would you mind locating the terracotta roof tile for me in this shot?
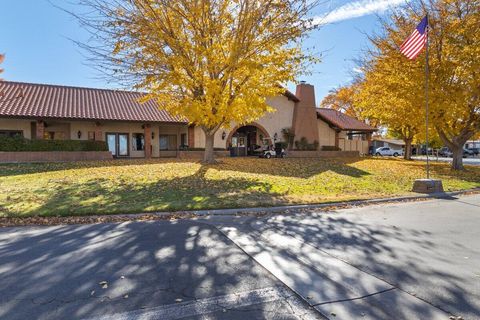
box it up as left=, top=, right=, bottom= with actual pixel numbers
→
left=316, top=108, right=376, bottom=131
left=0, top=81, right=186, bottom=123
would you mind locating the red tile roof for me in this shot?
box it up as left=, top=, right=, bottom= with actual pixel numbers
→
left=0, top=81, right=300, bottom=123
left=317, top=108, right=376, bottom=132
left=0, top=81, right=186, bottom=123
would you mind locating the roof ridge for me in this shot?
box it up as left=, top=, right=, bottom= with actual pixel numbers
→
left=0, top=80, right=146, bottom=95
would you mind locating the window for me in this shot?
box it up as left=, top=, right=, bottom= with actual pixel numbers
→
left=0, top=130, right=23, bottom=138
left=180, top=133, right=187, bottom=147
left=159, top=135, right=177, bottom=150
left=347, top=132, right=353, bottom=140
left=132, top=133, right=145, bottom=151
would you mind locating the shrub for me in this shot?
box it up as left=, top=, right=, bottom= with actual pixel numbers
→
left=294, top=137, right=319, bottom=150
left=321, top=145, right=341, bottom=151
left=0, top=136, right=108, bottom=152
left=183, top=147, right=227, bottom=151
left=281, top=127, right=295, bottom=148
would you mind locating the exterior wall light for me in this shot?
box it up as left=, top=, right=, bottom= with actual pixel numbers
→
left=273, top=133, right=278, bottom=141
left=222, top=131, right=226, bottom=140
left=77, top=130, right=82, bottom=139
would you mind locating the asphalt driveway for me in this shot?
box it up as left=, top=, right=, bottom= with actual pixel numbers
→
left=0, top=220, right=320, bottom=320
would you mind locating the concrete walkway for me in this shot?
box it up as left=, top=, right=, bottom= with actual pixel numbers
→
left=204, top=194, right=480, bottom=319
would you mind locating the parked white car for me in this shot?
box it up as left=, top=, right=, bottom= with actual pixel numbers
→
left=375, top=147, right=404, bottom=157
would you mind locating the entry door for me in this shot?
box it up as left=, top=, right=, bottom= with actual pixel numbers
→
left=106, top=133, right=129, bottom=157
left=118, top=134, right=128, bottom=156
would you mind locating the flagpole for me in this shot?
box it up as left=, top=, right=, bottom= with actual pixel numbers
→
left=425, top=14, right=430, bottom=179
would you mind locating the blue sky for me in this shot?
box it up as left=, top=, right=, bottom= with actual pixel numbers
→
left=0, top=0, right=402, bottom=103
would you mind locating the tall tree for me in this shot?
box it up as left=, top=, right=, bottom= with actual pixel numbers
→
left=72, top=0, right=317, bottom=163
left=427, top=0, right=480, bottom=169
left=320, top=83, right=364, bottom=119
left=0, top=54, right=4, bottom=80
left=356, top=0, right=480, bottom=168
left=354, top=24, right=426, bottom=161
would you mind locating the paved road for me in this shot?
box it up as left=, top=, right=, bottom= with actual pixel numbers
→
left=413, top=155, right=480, bottom=166
left=0, top=221, right=321, bottom=320
left=1, top=194, right=479, bottom=319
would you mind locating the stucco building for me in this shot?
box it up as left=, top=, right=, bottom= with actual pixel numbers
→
left=0, top=81, right=376, bottom=158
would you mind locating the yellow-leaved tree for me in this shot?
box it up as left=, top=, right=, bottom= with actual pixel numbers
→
left=0, top=54, right=4, bottom=80
left=427, top=0, right=480, bottom=169
left=73, top=0, right=317, bottom=163
left=354, top=26, right=426, bottom=160
left=356, top=0, right=480, bottom=168
left=320, top=83, right=365, bottom=120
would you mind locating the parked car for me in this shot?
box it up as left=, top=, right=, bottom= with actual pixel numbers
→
left=438, top=147, right=474, bottom=158
left=438, top=147, right=453, bottom=157
left=463, top=148, right=474, bottom=157
left=468, top=147, right=479, bottom=156
left=375, top=147, right=403, bottom=157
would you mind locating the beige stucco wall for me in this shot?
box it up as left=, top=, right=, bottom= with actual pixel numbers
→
left=317, top=119, right=336, bottom=147
left=0, top=118, right=32, bottom=138
left=1, top=118, right=188, bottom=158
left=193, top=95, right=296, bottom=149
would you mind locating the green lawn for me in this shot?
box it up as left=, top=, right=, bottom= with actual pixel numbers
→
left=0, top=157, right=479, bottom=217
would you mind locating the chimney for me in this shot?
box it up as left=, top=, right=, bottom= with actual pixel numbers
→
left=291, top=82, right=319, bottom=146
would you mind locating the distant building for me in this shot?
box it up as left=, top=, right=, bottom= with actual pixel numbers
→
left=465, top=140, right=480, bottom=149
left=372, top=138, right=405, bottom=150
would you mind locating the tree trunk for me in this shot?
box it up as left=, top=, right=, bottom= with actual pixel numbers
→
left=436, top=128, right=472, bottom=170
left=203, top=131, right=216, bottom=164
left=404, top=138, right=413, bottom=160
left=451, top=145, right=464, bottom=170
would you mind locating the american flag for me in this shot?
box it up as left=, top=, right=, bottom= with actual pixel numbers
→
left=400, top=16, right=428, bottom=60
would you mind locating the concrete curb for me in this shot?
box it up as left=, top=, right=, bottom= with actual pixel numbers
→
left=2, top=188, right=479, bottom=227
left=189, top=187, right=480, bottom=216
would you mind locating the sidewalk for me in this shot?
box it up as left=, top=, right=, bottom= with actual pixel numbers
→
left=206, top=216, right=449, bottom=319
left=203, top=193, right=480, bottom=319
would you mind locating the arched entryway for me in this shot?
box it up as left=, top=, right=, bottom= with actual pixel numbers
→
left=226, top=123, right=271, bottom=156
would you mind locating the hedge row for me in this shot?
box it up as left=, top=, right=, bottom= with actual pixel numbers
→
left=0, top=136, right=109, bottom=152
left=184, top=147, right=227, bottom=151
left=321, top=145, right=342, bottom=151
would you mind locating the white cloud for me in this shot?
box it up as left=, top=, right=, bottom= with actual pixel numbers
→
left=313, top=0, right=407, bottom=25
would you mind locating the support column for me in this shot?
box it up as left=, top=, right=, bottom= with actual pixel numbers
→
left=188, top=125, right=195, bottom=148
left=144, top=124, right=152, bottom=158
left=366, top=132, right=372, bottom=154
left=36, top=120, right=45, bottom=140
left=366, top=132, right=372, bottom=147
left=94, top=122, right=103, bottom=141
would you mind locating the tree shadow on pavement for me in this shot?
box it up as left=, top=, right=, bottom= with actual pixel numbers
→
left=254, top=210, right=479, bottom=319
left=0, top=220, right=315, bottom=320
